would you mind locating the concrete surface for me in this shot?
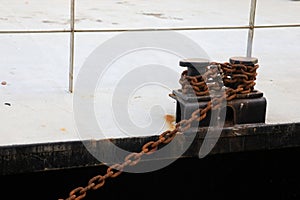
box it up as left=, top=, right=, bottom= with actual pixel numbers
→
left=0, top=0, right=300, bottom=146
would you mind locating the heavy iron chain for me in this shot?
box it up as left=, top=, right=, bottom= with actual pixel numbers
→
left=59, top=61, right=259, bottom=200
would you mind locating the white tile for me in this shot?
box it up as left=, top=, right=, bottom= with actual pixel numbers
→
left=74, top=32, right=184, bottom=139
left=75, top=0, right=250, bottom=30
left=180, top=29, right=249, bottom=62
left=252, top=27, right=300, bottom=124
left=0, top=0, right=70, bottom=30
left=0, top=34, right=74, bottom=145
left=0, top=34, right=70, bottom=91
left=255, top=0, right=300, bottom=25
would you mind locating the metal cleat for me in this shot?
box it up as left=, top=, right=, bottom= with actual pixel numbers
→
left=170, top=57, right=267, bottom=128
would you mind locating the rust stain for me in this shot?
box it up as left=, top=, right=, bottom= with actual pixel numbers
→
left=164, top=114, right=175, bottom=130
left=60, top=128, right=66, bottom=132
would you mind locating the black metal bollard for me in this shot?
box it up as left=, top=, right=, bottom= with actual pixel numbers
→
left=170, top=57, right=267, bottom=129
left=226, top=56, right=267, bottom=125
left=170, top=58, right=214, bottom=129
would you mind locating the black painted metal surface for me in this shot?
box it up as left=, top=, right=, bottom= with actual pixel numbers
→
left=171, top=89, right=267, bottom=127
left=1, top=122, right=300, bottom=176
left=1, top=141, right=300, bottom=200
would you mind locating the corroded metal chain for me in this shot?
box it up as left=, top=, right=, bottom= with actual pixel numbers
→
left=180, top=62, right=259, bottom=97
left=59, top=61, right=259, bottom=200
left=59, top=129, right=179, bottom=200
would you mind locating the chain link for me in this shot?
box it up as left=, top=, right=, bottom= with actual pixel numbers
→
left=59, top=61, right=259, bottom=200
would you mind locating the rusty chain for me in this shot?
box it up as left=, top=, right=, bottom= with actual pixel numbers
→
left=59, top=61, right=259, bottom=200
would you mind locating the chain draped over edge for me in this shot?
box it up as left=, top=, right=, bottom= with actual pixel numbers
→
left=59, top=61, right=259, bottom=200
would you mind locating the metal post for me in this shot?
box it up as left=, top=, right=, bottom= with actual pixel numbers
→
left=246, top=0, right=257, bottom=58
left=69, top=0, right=75, bottom=93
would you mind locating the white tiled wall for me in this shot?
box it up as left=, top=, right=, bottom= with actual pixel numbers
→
left=0, top=0, right=299, bottom=145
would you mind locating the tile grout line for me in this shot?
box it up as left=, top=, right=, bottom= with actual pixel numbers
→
left=0, top=25, right=300, bottom=34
